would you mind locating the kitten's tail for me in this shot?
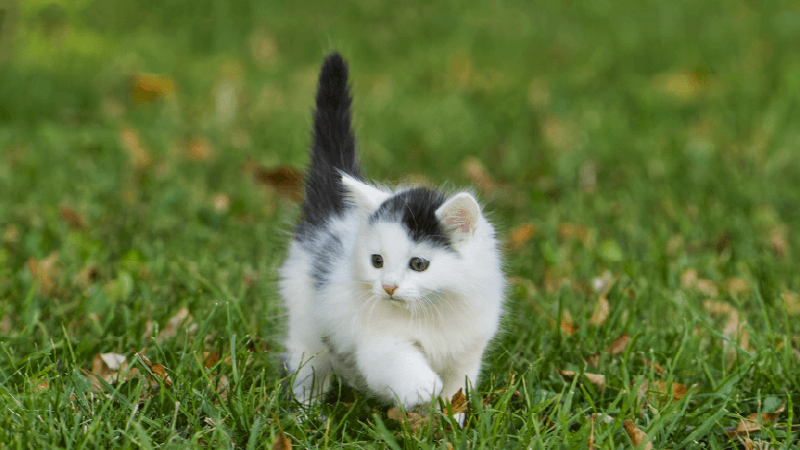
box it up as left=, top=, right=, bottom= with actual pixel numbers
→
left=301, top=52, right=362, bottom=229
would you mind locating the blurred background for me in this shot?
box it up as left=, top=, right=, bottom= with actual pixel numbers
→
left=1, top=0, right=799, bottom=350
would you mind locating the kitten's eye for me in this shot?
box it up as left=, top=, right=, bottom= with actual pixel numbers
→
left=409, top=257, right=429, bottom=272
left=371, top=254, right=383, bottom=268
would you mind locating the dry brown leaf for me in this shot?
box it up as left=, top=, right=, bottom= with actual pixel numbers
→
left=725, top=278, right=750, bottom=297
left=203, top=352, right=220, bottom=369
left=608, top=334, right=631, bottom=355
left=560, top=310, right=578, bottom=337
left=782, top=291, right=800, bottom=316
left=449, top=388, right=468, bottom=415
left=27, top=252, right=59, bottom=296
left=186, top=137, right=215, bottom=161
left=769, top=224, right=788, bottom=258
left=119, top=127, right=152, bottom=169
left=558, top=223, right=592, bottom=245
left=681, top=269, right=698, bottom=289
left=584, top=373, right=605, bottom=389
left=32, top=378, right=49, bottom=393
left=727, top=402, right=785, bottom=437
left=157, top=307, right=196, bottom=343
left=386, top=407, right=425, bottom=433
left=638, top=380, right=690, bottom=407
left=588, top=414, right=595, bottom=449
left=506, top=223, right=537, bottom=251
left=623, top=419, right=652, bottom=449
left=135, top=352, right=173, bottom=389
left=212, top=193, right=230, bottom=214
left=704, top=299, right=734, bottom=316
left=272, top=413, right=292, bottom=450
left=74, top=264, right=100, bottom=287
left=542, top=115, right=576, bottom=151
left=445, top=443, right=454, bottom=450
left=254, top=165, right=305, bottom=203
left=558, top=370, right=604, bottom=389
left=130, top=73, right=176, bottom=105
left=84, top=352, right=136, bottom=393
left=638, top=356, right=666, bottom=376
left=462, top=157, right=497, bottom=194
left=59, top=206, right=85, bottom=230
left=696, top=279, right=719, bottom=297
left=652, top=72, right=711, bottom=101
left=589, top=296, right=609, bottom=326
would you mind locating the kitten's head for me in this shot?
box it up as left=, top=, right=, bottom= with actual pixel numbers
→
left=342, top=175, right=483, bottom=308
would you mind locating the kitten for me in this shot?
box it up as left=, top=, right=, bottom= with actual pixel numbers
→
left=279, top=52, right=505, bottom=413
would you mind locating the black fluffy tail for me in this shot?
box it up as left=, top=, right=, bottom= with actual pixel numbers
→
left=299, top=52, right=362, bottom=232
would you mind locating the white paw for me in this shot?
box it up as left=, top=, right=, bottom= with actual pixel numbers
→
left=393, top=373, right=443, bottom=409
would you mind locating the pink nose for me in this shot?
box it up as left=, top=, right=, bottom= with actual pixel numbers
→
left=383, top=284, right=397, bottom=296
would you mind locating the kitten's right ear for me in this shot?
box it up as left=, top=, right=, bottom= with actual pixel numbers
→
left=436, top=192, right=481, bottom=244
left=341, top=174, right=389, bottom=216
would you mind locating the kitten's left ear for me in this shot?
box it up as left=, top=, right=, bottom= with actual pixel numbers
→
left=436, top=192, right=481, bottom=243
left=341, top=174, right=389, bottom=216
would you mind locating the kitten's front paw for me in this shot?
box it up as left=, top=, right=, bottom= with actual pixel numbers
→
left=393, top=373, right=443, bottom=409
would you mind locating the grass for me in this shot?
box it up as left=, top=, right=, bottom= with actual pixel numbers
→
left=1, top=0, right=800, bottom=448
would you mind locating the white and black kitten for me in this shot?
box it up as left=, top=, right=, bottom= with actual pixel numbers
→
left=279, top=53, right=504, bottom=413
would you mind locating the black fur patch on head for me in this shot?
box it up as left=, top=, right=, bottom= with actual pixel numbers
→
left=368, top=188, right=452, bottom=249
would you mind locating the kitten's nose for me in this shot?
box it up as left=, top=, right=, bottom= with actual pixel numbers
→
left=382, top=284, right=397, bottom=296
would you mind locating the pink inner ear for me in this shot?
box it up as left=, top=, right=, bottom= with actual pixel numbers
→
left=445, top=209, right=471, bottom=233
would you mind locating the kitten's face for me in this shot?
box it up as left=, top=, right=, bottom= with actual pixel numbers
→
left=356, top=222, right=460, bottom=307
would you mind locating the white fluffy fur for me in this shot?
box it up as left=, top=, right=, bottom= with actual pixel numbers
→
left=279, top=176, right=505, bottom=409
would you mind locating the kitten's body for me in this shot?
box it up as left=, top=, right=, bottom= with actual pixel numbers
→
left=280, top=53, right=504, bottom=409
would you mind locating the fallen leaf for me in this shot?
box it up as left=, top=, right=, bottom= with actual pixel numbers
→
left=588, top=414, right=595, bottom=449
left=769, top=224, right=788, bottom=258
left=542, top=115, right=577, bottom=151
left=272, top=413, right=292, bottom=450
left=651, top=72, right=711, bottom=102
left=558, top=370, right=605, bottom=389
left=119, top=127, right=152, bottom=169
left=462, top=157, right=497, bottom=194
left=59, top=206, right=85, bottom=230
left=681, top=269, right=698, bottom=289
left=623, top=419, right=652, bottom=449
left=782, top=291, right=800, bottom=316
left=85, top=352, right=137, bottom=393
left=156, top=307, right=196, bottom=343
left=73, top=264, right=100, bottom=287
left=558, top=223, right=592, bottom=245
left=589, top=296, right=609, bottom=326
left=608, top=334, right=631, bottom=355
left=638, top=356, right=666, bottom=375
left=696, top=279, right=719, bottom=297
left=186, top=137, right=215, bottom=161
left=638, top=380, right=690, bottom=407
left=31, top=378, right=49, bottom=393
left=560, top=310, right=578, bottom=337
left=249, top=28, right=280, bottom=69
left=449, top=388, right=468, bottom=415
left=254, top=165, right=305, bottom=203
left=130, top=73, right=176, bottom=105
left=506, top=223, right=537, bottom=251
left=135, top=352, right=173, bottom=389
left=387, top=407, right=424, bottom=433
left=27, top=252, right=59, bottom=296
left=727, top=402, right=785, bottom=437
left=725, top=278, right=750, bottom=297
left=212, top=193, right=230, bottom=214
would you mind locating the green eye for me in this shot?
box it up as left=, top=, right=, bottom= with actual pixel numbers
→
left=409, top=257, right=429, bottom=272
left=371, top=254, right=383, bottom=268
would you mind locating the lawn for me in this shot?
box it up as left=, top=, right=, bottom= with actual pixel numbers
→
left=1, top=0, right=799, bottom=448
